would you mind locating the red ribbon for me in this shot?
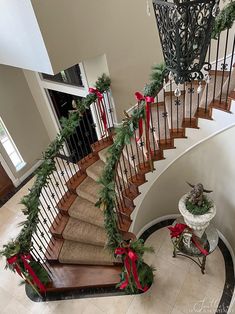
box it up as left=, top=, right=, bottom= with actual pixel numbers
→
left=115, top=247, right=149, bottom=292
left=168, top=223, right=208, bottom=256
left=7, top=254, right=46, bottom=293
left=89, top=87, right=108, bottom=133
left=135, top=92, right=155, bottom=142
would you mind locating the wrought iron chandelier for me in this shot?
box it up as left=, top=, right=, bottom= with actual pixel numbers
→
left=152, top=0, right=220, bottom=86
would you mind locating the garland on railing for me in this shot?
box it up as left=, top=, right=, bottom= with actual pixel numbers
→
left=97, top=64, right=166, bottom=292
left=144, top=63, right=166, bottom=97
left=212, top=1, right=235, bottom=39
left=0, top=74, right=111, bottom=292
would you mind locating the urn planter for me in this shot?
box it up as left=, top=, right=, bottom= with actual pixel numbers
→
left=178, top=194, right=216, bottom=238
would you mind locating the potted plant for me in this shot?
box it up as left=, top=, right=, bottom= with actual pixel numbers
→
left=178, top=183, right=216, bottom=238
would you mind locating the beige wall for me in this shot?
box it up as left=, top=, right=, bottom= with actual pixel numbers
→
left=31, top=0, right=163, bottom=120
left=0, top=65, right=50, bottom=179
left=133, top=125, right=235, bottom=252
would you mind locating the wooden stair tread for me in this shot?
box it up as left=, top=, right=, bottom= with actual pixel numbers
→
left=194, top=107, right=213, bottom=120
left=47, top=263, right=121, bottom=291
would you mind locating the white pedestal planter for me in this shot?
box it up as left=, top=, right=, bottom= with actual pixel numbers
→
left=178, top=194, right=216, bottom=238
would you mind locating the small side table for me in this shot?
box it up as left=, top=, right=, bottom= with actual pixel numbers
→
left=171, top=218, right=219, bottom=274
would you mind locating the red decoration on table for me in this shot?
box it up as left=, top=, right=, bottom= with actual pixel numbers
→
left=89, top=87, right=108, bottom=134
left=115, top=247, right=149, bottom=292
left=135, top=92, right=155, bottom=142
left=7, top=254, right=46, bottom=293
left=168, top=223, right=209, bottom=256
left=168, top=223, right=188, bottom=238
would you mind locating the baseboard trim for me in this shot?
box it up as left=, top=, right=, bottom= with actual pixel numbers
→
left=135, top=214, right=181, bottom=239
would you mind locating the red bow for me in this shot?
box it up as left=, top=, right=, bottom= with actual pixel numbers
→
left=115, top=247, right=149, bottom=292
left=7, top=254, right=46, bottom=293
left=168, top=223, right=188, bottom=238
left=168, top=223, right=208, bottom=256
left=89, top=87, right=108, bottom=134
left=135, top=92, right=155, bottom=142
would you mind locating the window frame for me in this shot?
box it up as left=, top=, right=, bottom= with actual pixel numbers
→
left=0, top=117, right=26, bottom=172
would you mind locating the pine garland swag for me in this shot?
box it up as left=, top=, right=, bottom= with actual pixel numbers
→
left=0, top=74, right=112, bottom=288
left=212, top=1, right=235, bottom=39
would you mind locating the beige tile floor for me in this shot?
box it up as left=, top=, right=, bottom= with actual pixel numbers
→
left=0, top=179, right=226, bottom=314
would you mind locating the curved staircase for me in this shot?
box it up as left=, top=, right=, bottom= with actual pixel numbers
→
left=48, top=64, right=235, bottom=271
left=2, top=21, right=234, bottom=296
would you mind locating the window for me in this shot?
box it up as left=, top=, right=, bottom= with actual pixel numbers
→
left=41, top=64, right=84, bottom=87
left=0, top=118, right=25, bottom=171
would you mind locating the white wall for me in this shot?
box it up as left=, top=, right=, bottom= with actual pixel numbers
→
left=133, top=124, right=235, bottom=253
left=0, top=0, right=52, bottom=73
left=0, top=65, right=50, bottom=180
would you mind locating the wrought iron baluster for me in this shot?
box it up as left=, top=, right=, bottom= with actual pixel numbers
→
left=40, top=194, right=60, bottom=225
left=225, top=34, right=235, bottom=106
left=205, top=43, right=211, bottom=113
left=51, top=172, right=66, bottom=203
left=62, top=144, right=77, bottom=177
left=156, top=95, right=161, bottom=145
left=219, top=29, right=230, bottom=104
left=121, top=152, right=131, bottom=192
left=189, top=83, right=193, bottom=124
left=101, top=97, right=111, bottom=136
left=163, top=89, right=167, bottom=142
left=48, top=173, right=65, bottom=201
left=81, top=112, right=92, bottom=149
left=55, top=156, right=70, bottom=195
left=129, top=139, right=138, bottom=176
left=170, top=81, right=173, bottom=130
left=150, top=105, right=157, bottom=157
left=125, top=145, right=134, bottom=179
left=134, top=130, right=140, bottom=165
left=95, top=100, right=105, bottom=142
left=32, top=233, right=50, bottom=257
left=212, top=34, right=220, bottom=103
left=84, top=110, right=96, bottom=146
left=106, top=91, right=115, bottom=128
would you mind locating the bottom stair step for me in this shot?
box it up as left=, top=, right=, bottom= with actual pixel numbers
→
left=62, top=218, right=107, bottom=246
left=46, top=263, right=122, bottom=292
left=59, top=240, right=117, bottom=265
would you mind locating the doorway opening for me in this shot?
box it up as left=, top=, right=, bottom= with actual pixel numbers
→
left=48, top=89, right=98, bottom=162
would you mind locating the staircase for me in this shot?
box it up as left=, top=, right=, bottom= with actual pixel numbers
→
left=2, top=22, right=235, bottom=295
left=43, top=63, right=235, bottom=290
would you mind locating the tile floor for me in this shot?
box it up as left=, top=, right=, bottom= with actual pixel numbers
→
left=0, top=178, right=227, bottom=313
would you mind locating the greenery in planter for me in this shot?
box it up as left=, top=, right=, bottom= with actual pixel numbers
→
left=186, top=195, right=213, bottom=215
left=185, top=183, right=213, bottom=215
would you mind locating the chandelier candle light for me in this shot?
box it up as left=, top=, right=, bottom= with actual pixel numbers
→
left=152, top=0, right=220, bottom=94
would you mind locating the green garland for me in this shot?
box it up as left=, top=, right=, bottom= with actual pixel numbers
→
left=0, top=74, right=111, bottom=285
left=212, top=1, right=235, bottom=39
left=144, top=63, right=166, bottom=97
left=97, top=64, right=166, bottom=292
